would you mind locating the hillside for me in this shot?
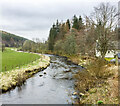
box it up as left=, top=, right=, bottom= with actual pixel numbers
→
left=0, top=30, right=28, bottom=47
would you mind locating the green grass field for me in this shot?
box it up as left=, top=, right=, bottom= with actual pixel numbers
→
left=1, top=48, right=40, bottom=72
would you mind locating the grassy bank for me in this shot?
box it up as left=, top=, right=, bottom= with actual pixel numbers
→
left=67, top=55, right=119, bottom=104
left=2, top=48, right=40, bottom=72
left=0, top=51, right=50, bottom=93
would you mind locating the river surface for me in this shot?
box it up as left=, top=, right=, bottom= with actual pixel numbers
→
left=1, top=54, right=83, bottom=104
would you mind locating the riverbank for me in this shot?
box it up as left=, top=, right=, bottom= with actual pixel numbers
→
left=0, top=53, right=50, bottom=93
left=67, top=55, right=119, bottom=104
left=50, top=52, right=119, bottom=104
left=1, top=54, right=76, bottom=104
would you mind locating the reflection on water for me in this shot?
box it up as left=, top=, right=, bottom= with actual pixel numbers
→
left=1, top=54, right=83, bottom=104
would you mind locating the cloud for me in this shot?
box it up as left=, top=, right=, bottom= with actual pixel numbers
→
left=0, top=0, right=118, bottom=40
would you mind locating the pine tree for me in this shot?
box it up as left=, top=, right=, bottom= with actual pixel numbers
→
left=59, top=23, right=66, bottom=39
left=48, top=23, right=58, bottom=51
left=72, top=15, right=79, bottom=30
left=56, top=20, right=60, bottom=33
left=78, top=16, right=84, bottom=30
left=66, top=19, right=71, bottom=30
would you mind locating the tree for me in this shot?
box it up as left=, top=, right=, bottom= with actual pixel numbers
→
left=78, top=16, right=84, bottom=30
left=22, top=40, right=33, bottom=51
left=10, top=37, right=15, bottom=47
left=55, top=23, right=66, bottom=41
left=72, top=15, right=79, bottom=30
left=54, top=40, right=63, bottom=54
left=92, top=3, right=117, bottom=58
left=66, top=19, right=71, bottom=30
left=63, top=34, right=78, bottom=55
left=84, top=16, right=96, bottom=56
left=56, top=20, right=60, bottom=33
left=48, top=24, right=57, bottom=51
left=2, top=44, right=5, bottom=52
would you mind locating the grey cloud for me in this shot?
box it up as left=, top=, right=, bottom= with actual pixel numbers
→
left=0, top=0, right=118, bottom=40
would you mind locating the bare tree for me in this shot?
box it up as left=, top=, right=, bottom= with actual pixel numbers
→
left=91, top=3, right=117, bottom=58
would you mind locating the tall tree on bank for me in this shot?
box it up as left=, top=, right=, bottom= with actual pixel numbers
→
left=78, top=16, right=84, bottom=30
left=92, top=3, right=117, bottom=58
left=72, top=15, right=84, bottom=30
left=48, top=24, right=57, bottom=51
left=72, top=15, right=79, bottom=30
left=66, top=19, right=71, bottom=30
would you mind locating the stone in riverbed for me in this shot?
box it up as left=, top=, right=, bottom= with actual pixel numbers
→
left=43, top=72, right=46, bottom=74
left=79, top=93, right=84, bottom=97
left=39, top=74, right=43, bottom=77
left=71, top=95, right=79, bottom=99
left=73, top=92, right=78, bottom=95
left=89, top=88, right=97, bottom=94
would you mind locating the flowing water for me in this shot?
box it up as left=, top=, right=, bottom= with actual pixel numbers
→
left=1, top=54, right=83, bottom=104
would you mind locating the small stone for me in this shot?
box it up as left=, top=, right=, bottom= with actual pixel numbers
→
left=73, top=92, right=78, bottom=95
left=79, top=93, right=84, bottom=96
left=89, top=88, right=97, bottom=94
left=43, top=72, right=46, bottom=74
left=39, top=74, right=43, bottom=77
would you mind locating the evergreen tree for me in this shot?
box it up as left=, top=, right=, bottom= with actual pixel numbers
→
left=78, top=16, right=84, bottom=30
left=56, top=20, right=60, bottom=33
left=72, top=15, right=79, bottom=30
left=58, top=23, right=66, bottom=39
left=66, top=19, right=71, bottom=30
left=48, top=24, right=57, bottom=51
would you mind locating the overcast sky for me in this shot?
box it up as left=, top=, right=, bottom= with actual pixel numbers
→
left=0, top=0, right=119, bottom=40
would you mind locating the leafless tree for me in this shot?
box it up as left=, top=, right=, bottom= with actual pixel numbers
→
left=91, top=3, right=117, bottom=58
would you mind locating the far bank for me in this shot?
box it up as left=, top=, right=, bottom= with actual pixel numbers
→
left=0, top=49, right=50, bottom=93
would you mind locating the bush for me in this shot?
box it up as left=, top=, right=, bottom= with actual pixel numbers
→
left=54, top=40, right=63, bottom=54
left=74, top=58, right=112, bottom=96
left=87, top=58, right=113, bottom=79
left=63, top=35, right=78, bottom=55
left=74, top=70, right=95, bottom=93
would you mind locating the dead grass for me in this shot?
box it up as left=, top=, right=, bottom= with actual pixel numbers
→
left=73, top=57, right=119, bottom=104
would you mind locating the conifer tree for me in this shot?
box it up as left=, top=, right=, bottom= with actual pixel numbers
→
left=66, top=19, right=71, bottom=30
left=72, top=15, right=79, bottom=30
left=56, top=20, right=60, bottom=33
left=48, top=24, right=57, bottom=51
left=78, top=16, right=84, bottom=30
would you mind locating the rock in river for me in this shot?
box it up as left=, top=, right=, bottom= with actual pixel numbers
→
left=43, top=72, right=46, bottom=74
left=39, top=74, right=43, bottom=77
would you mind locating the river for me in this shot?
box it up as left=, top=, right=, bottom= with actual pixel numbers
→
left=1, top=54, right=83, bottom=104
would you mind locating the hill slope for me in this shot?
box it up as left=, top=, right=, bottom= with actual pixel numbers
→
left=0, top=30, right=28, bottom=47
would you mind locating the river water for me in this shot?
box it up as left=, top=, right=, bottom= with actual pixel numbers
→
left=1, top=54, right=83, bottom=104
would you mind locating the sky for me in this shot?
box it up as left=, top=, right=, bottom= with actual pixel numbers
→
left=0, top=0, right=119, bottom=41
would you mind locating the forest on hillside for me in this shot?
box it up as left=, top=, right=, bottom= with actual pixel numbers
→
left=1, top=30, right=27, bottom=47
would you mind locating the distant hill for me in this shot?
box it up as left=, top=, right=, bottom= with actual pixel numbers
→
left=0, top=30, right=28, bottom=47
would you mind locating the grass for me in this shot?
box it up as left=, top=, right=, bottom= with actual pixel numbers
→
left=73, top=57, right=118, bottom=104
left=1, top=48, right=40, bottom=72
left=0, top=53, right=50, bottom=92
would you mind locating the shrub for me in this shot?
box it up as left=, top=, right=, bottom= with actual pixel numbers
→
left=63, top=35, right=78, bottom=55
